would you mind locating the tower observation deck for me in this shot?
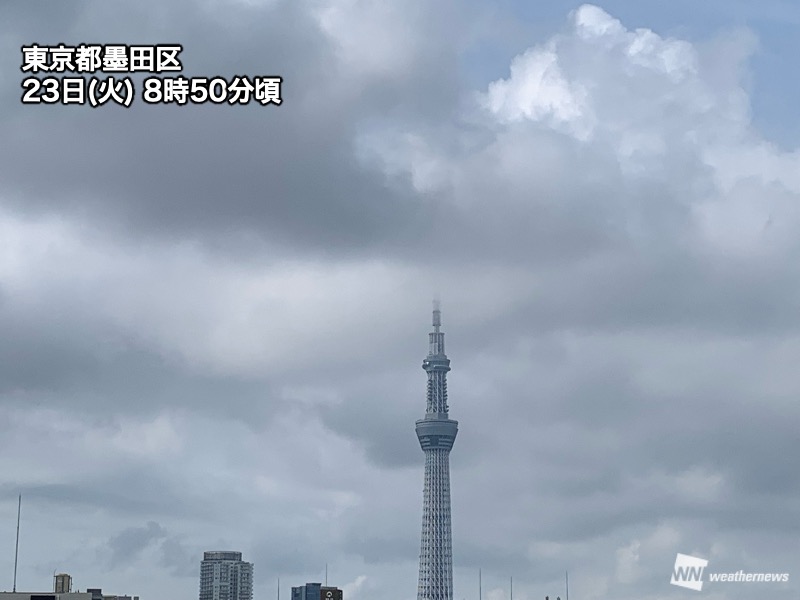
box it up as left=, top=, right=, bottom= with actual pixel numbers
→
left=415, top=302, right=458, bottom=600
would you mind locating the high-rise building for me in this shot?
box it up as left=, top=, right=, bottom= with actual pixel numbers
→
left=54, top=574, right=72, bottom=594
left=290, top=583, right=342, bottom=600
left=415, top=303, right=458, bottom=600
left=199, top=551, right=253, bottom=600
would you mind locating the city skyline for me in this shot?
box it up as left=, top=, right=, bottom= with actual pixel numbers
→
left=2, top=1, right=800, bottom=599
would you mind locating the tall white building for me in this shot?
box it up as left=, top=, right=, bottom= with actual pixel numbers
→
left=199, top=551, right=253, bottom=600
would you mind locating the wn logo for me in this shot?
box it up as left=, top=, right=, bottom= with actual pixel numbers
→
left=671, top=553, right=709, bottom=591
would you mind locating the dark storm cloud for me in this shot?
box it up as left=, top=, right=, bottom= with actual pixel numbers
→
left=0, top=2, right=81, bottom=45
left=251, top=535, right=328, bottom=581
left=107, top=521, right=166, bottom=567
left=639, top=395, right=800, bottom=499
left=0, top=0, right=467, bottom=255
left=159, top=535, right=200, bottom=578
left=0, top=466, right=209, bottom=520
left=0, top=309, right=284, bottom=423
left=317, top=374, right=421, bottom=469
left=104, top=522, right=200, bottom=577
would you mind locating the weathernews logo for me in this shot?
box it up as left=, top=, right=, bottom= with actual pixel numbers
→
left=670, top=554, right=708, bottom=591
left=670, top=553, right=789, bottom=592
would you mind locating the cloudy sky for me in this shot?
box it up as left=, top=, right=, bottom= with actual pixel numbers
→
left=1, top=1, right=799, bottom=599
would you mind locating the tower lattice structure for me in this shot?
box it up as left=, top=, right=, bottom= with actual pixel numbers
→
left=416, top=303, right=458, bottom=600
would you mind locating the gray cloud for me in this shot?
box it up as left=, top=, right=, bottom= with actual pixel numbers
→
left=107, top=521, right=166, bottom=568
left=0, top=0, right=470, bottom=258
left=2, top=2, right=800, bottom=600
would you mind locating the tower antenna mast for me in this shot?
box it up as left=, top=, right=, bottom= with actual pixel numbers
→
left=13, top=494, right=21, bottom=593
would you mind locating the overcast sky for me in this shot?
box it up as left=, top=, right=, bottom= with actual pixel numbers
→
left=1, top=1, right=799, bottom=600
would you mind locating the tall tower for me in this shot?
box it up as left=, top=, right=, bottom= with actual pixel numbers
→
left=416, top=302, right=458, bottom=600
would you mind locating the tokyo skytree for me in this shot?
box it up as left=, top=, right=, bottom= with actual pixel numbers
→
left=415, top=302, right=458, bottom=600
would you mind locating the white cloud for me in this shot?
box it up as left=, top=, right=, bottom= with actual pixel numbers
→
left=359, top=3, right=800, bottom=264
left=342, top=574, right=368, bottom=599
left=573, top=4, right=625, bottom=40
left=615, top=540, right=640, bottom=583
left=315, top=0, right=416, bottom=77
left=483, top=43, right=592, bottom=139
